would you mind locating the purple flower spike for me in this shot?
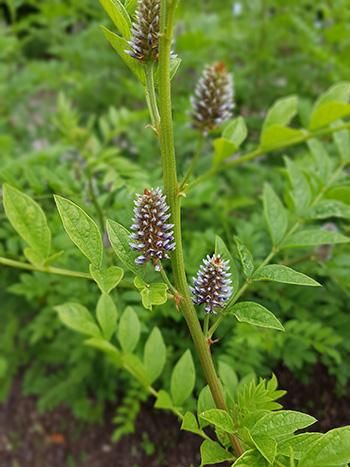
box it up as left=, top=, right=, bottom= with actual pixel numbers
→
left=191, top=62, right=234, bottom=135
left=191, top=254, right=232, bottom=314
left=130, top=187, right=175, bottom=270
left=126, top=0, right=160, bottom=63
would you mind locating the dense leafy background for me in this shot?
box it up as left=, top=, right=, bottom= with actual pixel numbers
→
left=1, top=0, right=350, bottom=444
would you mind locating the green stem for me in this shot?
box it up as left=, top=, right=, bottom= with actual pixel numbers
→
left=203, top=314, right=210, bottom=337
left=0, top=256, right=92, bottom=280
left=159, top=264, right=178, bottom=295
left=145, top=63, right=161, bottom=133
left=158, top=0, right=243, bottom=457
left=0, top=256, right=135, bottom=289
left=189, top=121, right=350, bottom=189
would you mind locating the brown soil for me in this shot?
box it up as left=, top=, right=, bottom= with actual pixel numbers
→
left=1, top=364, right=349, bottom=467
left=275, top=362, right=350, bottom=432
left=0, top=378, right=201, bottom=467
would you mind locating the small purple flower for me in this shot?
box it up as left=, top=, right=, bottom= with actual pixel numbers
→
left=191, top=62, right=234, bottom=135
left=130, top=187, right=175, bottom=271
left=191, top=254, right=232, bottom=313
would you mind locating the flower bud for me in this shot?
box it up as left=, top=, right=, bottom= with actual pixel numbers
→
left=191, top=62, right=234, bottom=134
left=126, top=0, right=160, bottom=62
left=130, top=187, right=175, bottom=271
left=191, top=254, right=232, bottom=313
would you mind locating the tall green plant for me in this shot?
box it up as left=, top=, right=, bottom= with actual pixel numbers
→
left=1, top=0, right=350, bottom=464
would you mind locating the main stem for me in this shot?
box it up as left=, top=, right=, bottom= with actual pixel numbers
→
left=158, top=0, right=243, bottom=456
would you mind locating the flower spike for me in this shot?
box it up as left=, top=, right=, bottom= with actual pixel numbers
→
left=191, top=62, right=234, bottom=135
left=191, top=254, right=232, bottom=313
left=126, top=0, right=160, bottom=62
left=130, top=187, right=175, bottom=271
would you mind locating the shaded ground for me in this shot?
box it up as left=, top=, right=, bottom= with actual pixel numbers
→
left=0, top=378, right=201, bottom=467
left=276, top=363, right=350, bottom=432
left=1, top=364, right=350, bottom=467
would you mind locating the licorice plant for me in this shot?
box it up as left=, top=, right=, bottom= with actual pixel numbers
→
left=2, top=0, right=350, bottom=465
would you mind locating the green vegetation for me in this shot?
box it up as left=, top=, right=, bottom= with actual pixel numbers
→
left=1, top=1, right=350, bottom=465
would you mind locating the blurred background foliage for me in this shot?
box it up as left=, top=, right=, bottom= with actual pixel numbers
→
left=1, top=0, right=350, bottom=436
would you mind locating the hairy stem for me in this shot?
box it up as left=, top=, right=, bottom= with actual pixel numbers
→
left=158, top=0, right=243, bottom=456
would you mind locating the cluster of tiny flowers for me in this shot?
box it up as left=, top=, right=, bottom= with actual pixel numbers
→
left=191, top=254, right=232, bottom=313
left=130, top=188, right=175, bottom=271
left=126, top=0, right=160, bottom=62
left=191, top=62, right=234, bottom=134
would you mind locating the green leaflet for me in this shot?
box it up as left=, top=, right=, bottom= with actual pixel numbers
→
left=285, top=157, right=312, bottom=213
left=56, top=303, right=101, bottom=338
left=143, top=327, right=166, bottom=383
left=299, top=427, right=350, bottom=467
left=213, top=112, right=247, bottom=165
left=249, top=433, right=277, bottom=464
left=218, top=360, right=238, bottom=396
left=54, top=195, right=103, bottom=268
left=199, top=409, right=235, bottom=434
left=107, top=219, right=139, bottom=274
left=124, top=0, right=137, bottom=14
left=118, top=306, right=140, bottom=352
left=308, top=200, right=350, bottom=219
left=101, top=26, right=145, bottom=84
left=122, top=353, right=150, bottom=387
left=134, top=277, right=168, bottom=310
left=90, top=265, right=124, bottom=294
left=251, top=410, right=317, bottom=438
left=213, top=137, right=237, bottom=165
left=170, top=349, right=195, bottom=406
left=223, top=116, right=248, bottom=145
left=333, top=122, right=350, bottom=161
left=278, top=433, right=322, bottom=459
left=262, top=95, right=298, bottom=131
left=230, top=301, right=284, bottom=331
left=309, top=102, right=350, bottom=130
left=234, top=236, right=254, bottom=278
left=260, top=126, right=306, bottom=151
left=99, top=0, right=131, bottom=39
left=197, top=385, right=215, bottom=428
left=181, top=412, right=204, bottom=437
left=262, top=183, right=288, bottom=245
left=307, top=139, right=331, bottom=182
left=253, top=264, right=321, bottom=287
left=282, top=229, right=350, bottom=248
left=96, top=293, right=118, bottom=341
left=232, top=449, right=268, bottom=466
left=154, top=390, right=174, bottom=411
left=84, top=337, right=121, bottom=362
left=309, top=82, right=350, bottom=129
left=200, top=439, right=233, bottom=466
left=3, top=184, right=51, bottom=261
